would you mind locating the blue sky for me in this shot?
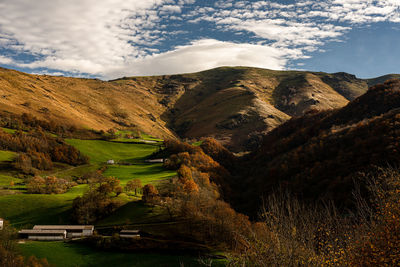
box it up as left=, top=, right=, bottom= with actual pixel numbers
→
left=0, top=0, right=399, bottom=79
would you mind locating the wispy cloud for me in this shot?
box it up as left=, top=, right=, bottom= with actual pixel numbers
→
left=0, top=0, right=399, bottom=79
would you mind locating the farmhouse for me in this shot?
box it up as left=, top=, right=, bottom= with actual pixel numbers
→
left=18, top=230, right=66, bottom=241
left=0, top=218, right=3, bottom=230
left=120, top=229, right=140, bottom=238
left=33, top=225, right=94, bottom=238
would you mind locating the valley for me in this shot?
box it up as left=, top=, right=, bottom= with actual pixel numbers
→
left=0, top=68, right=399, bottom=267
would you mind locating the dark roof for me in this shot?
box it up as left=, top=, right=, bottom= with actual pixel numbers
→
left=33, top=225, right=94, bottom=230
left=19, top=229, right=66, bottom=234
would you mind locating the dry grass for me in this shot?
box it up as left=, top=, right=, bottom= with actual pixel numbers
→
left=0, top=66, right=374, bottom=151
left=229, top=167, right=400, bottom=266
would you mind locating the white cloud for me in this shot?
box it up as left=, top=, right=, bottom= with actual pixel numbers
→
left=0, top=55, right=14, bottom=65
left=0, top=0, right=399, bottom=78
left=0, top=0, right=176, bottom=76
left=98, top=39, right=303, bottom=78
left=160, top=5, right=182, bottom=14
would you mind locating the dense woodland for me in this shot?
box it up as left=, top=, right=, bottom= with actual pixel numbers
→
left=0, top=112, right=101, bottom=139
left=0, top=125, right=89, bottom=174
left=159, top=137, right=400, bottom=266
left=231, top=79, right=400, bottom=215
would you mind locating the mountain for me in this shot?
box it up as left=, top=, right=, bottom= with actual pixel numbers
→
left=0, top=66, right=398, bottom=151
left=229, top=79, right=400, bottom=215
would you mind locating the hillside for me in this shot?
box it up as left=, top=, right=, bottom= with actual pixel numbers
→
left=0, top=66, right=398, bottom=151
left=228, top=79, right=400, bottom=215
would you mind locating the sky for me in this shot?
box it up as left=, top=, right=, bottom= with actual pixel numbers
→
left=0, top=0, right=399, bottom=80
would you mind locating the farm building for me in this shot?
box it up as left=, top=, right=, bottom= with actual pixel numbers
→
left=144, top=158, right=164, bottom=163
left=120, top=230, right=140, bottom=238
left=33, top=225, right=94, bottom=238
left=18, top=230, right=66, bottom=241
left=107, top=159, right=115, bottom=164
left=0, top=218, right=3, bottom=230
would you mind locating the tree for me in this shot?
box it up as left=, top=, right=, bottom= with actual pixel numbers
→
left=142, top=184, right=159, bottom=203
left=26, top=176, right=45, bottom=194
left=0, top=222, right=50, bottom=267
left=178, top=164, right=192, bottom=180
left=14, top=153, right=33, bottom=174
left=98, top=177, right=122, bottom=196
left=125, top=179, right=142, bottom=195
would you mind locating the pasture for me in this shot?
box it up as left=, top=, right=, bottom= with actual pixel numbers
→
left=65, top=139, right=158, bottom=163
left=0, top=149, right=16, bottom=162
left=0, top=138, right=174, bottom=229
left=18, top=241, right=219, bottom=267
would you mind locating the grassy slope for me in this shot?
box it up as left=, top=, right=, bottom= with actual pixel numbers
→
left=65, top=139, right=157, bottom=163
left=103, top=164, right=176, bottom=186
left=18, top=241, right=223, bottom=267
left=3, top=66, right=395, bottom=151
left=0, top=139, right=174, bottom=229
left=96, top=201, right=168, bottom=226
left=0, top=185, right=86, bottom=228
left=1, top=127, right=16, bottom=134
left=0, top=150, right=16, bottom=161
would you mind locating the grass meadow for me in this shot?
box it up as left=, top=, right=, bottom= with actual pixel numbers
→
left=18, top=241, right=217, bottom=267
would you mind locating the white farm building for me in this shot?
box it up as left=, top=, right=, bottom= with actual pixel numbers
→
left=18, top=230, right=66, bottom=241
left=19, top=225, right=94, bottom=240
left=33, top=225, right=94, bottom=238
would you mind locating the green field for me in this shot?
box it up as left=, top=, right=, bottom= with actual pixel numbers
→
left=0, top=138, right=174, bottom=229
left=1, top=127, right=16, bottom=134
left=0, top=185, right=87, bottom=228
left=0, top=137, right=206, bottom=267
left=0, top=150, right=16, bottom=162
left=0, top=173, right=22, bottom=187
left=96, top=201, right=169, bottom=226
left=113, top=131, right=164, bottom=143
left=66, top=139, right=158, bottom=164
left=104, top=164, right=176, bottom=186
left=66, top=138, right=175, bottom=186
left=19, top=241, right=220, bottom=267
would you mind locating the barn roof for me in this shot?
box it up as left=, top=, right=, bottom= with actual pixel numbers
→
left=33, top=225, right=94, bottom=230
left=19, top=229, right=66, bottom=234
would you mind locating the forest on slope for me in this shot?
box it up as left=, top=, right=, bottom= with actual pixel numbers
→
left=222, top=79, right=400, bottom=216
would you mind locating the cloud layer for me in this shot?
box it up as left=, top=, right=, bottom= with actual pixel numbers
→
left=0, top=0, right=399, bottom=79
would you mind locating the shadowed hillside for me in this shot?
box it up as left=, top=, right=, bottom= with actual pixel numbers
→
left=0, top=66, right=398, bottom=151
left=229, top=79, right=400, bottom=215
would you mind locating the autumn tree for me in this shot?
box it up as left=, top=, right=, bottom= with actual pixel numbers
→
left=72, top=177, right=123, bottom=224
left=142, top=184, right=159, bottom=203
left=26, top=176, right=45, bottom=193
left=98, top=177, right=123, bottom=196
left=125, top=179, right=142, bottom=195
left=13, top=153, right=33, bottom=174
left=0, top=221, right=50, bottom=267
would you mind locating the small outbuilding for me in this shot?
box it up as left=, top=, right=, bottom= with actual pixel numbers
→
left=107, top=159, right=115, bottom=165
left=144, top=159, right=164, bottom=163
left=120, top=230, right=140, bottom=238
left=0, top=218, right=3, bottom=230
left=33, top=225, right=94, bottom=238
left=18, top=230, right=67, bottom=241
